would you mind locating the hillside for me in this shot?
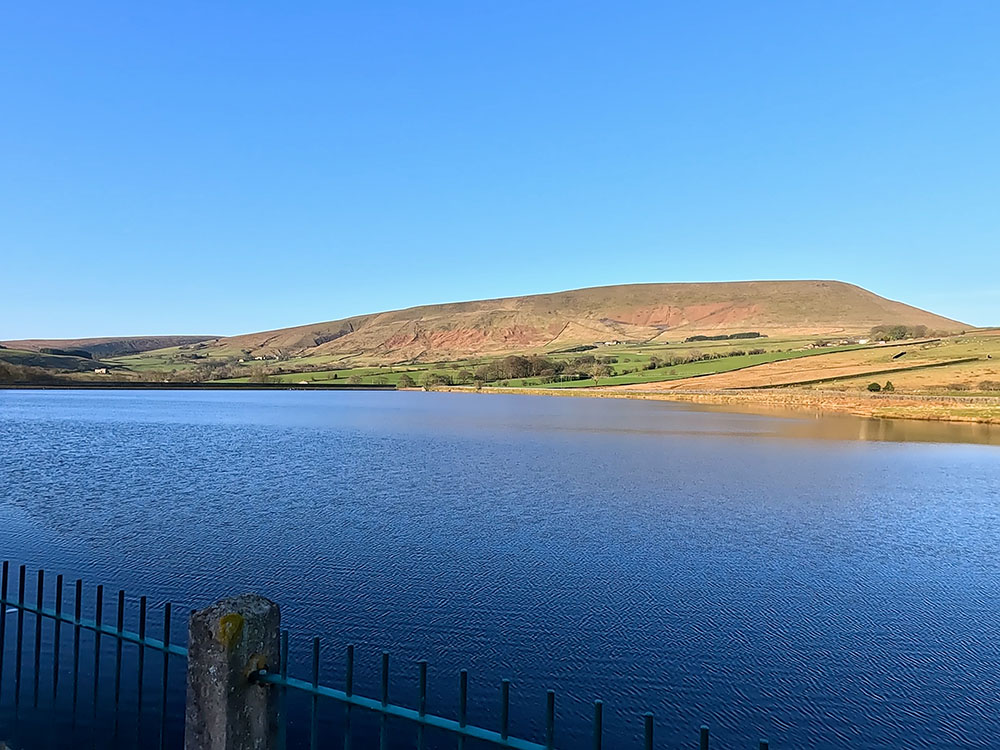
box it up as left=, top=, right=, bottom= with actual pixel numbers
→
left=1, top=335, right=215, bottom=359
left=0, top=347, right=110, bottom=373
left=192, top=281, right=966, bottom=363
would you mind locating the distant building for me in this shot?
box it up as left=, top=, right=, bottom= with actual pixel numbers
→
left=94, top=368, right=109, bottom=374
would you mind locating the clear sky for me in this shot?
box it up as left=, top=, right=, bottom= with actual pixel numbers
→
left=2, top=1, right=998, bottom=339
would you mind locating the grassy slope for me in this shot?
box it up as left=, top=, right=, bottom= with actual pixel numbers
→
left=792, top=333, right=1000, bottom=395
left=613, top=333, right=1000, bottom=396
left=0, top=347, right=109, bottom=372
left=751, top=357, right=980, bottom=388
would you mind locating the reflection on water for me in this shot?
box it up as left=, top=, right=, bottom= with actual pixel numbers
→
left=1, top=389, right=999, bottom=749
left=685, top=401, right=1000, bottom=446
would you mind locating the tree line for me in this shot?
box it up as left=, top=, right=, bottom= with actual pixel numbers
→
left=683, top=332, right=764, bottom=342
left=869, top=325, right=931, bottom=341
left=0, top=362, right=60, bottom=384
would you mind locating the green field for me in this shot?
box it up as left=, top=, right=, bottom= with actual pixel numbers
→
left=211, top=357, right=498, bottom=386
left=502, top=344, right=869, bottom=388
left=111, top=344, right=244, bottom=372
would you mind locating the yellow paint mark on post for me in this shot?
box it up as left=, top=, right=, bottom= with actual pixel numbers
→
left=218, top=613, right=244, bottom=650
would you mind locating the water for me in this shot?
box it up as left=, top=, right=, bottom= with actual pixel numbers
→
left=1, top=389, right=999, bottom=748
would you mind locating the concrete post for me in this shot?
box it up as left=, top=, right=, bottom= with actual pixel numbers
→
left=185, top=594, right=281, bottom=750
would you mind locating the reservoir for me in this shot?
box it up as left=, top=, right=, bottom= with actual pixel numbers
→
left=1, top=389, right=998, bottom=748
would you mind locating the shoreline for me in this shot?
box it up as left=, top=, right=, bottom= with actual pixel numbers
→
left=460, top=386, right=1000, bottom=425
left=0, top=381, right=395, bottom=391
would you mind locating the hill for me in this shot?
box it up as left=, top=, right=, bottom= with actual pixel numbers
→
left=1, top=335, right=215, bottom=359
left=194, top=280, right=967, bottom=363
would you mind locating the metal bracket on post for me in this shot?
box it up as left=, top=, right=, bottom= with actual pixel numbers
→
left=185, top=594, right=280, bottom=750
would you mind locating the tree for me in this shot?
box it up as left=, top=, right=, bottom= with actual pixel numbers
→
left=870, top=324, right=921, bottom=342
left=423, top=373, right=453, bottom=388
left=867, top=382, right=882, bottom=392
left=591, top=364, right=613, bottom=384
left=883, top=381, right=895, bottom=392
left=397, top=374, right=415, bottom=389
left=347, top=375, right=363, bottom=385
left=249, top=365, right=270, bottom=384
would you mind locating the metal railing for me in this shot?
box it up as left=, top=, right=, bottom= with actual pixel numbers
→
left=254, top=644, right=608, bottom=750
left=0, top=561, right=183, bottom=749
left=0, top=561, right=773, bottom=749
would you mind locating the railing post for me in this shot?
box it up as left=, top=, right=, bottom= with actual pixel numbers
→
left=185, top=594, right=280, bottom=750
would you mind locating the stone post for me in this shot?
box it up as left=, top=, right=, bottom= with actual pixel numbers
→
left=185, top=594, right=281, bottom=750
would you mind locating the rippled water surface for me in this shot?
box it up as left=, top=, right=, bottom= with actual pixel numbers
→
left=1, top=389, right=999, bottom=748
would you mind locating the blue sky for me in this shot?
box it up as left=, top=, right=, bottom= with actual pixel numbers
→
left=2, top=1, right=997, bottom=338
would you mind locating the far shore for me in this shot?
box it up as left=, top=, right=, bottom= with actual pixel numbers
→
left=0, top=381, right=395, bottom=391
left=4, top=380, right=999, bottom=426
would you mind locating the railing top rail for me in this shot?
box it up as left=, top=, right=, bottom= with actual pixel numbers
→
left=254, top=668, right=551, bottom=750
left=1, top=596, right=188, bottom=658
